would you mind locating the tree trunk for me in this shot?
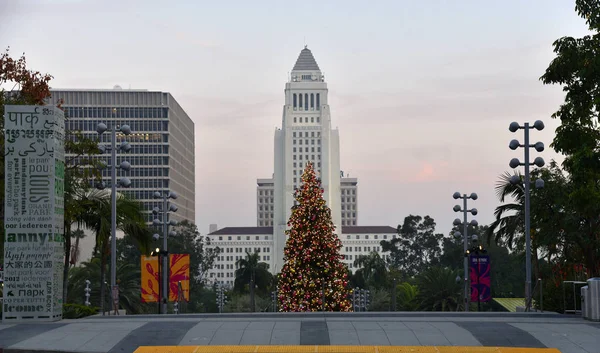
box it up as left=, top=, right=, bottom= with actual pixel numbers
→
left=100, top=250, right=107, bottom=315
left=250, top=272, right=255, bottom=312
left=63, top=227, right=71, bottom=304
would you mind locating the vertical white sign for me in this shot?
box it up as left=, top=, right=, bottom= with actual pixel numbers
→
left=3, top=105, right=65, bottom=322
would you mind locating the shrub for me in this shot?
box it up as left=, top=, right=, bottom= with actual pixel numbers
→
left=63, top=303, right=98, bottom=319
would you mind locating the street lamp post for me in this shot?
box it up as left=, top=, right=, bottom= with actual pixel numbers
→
left=465, top=235, right=487, bottom=312
left=508, top=120, right=545, bottom=311
left=453, top=192, right=478, bottom=312
left=95, top=123, right=132, bottom=315
left=152, top=191, right=178, bottom=314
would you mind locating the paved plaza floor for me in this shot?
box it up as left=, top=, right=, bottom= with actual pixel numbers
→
left=0, top=312, right=598, bottom=353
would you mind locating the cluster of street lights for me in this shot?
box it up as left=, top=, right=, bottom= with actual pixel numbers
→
left=508, top=120, right=545, bottom=311
left=95, top=122, right=133, bottom=315
left=450, top=120, right=545, bottom=312
left=452, top=192, right=478, bottom=312
left=152, top=190, right=179, bottom=314
left=216, top=283, right=227, bottom=313
left=352, top=288, right=370, bottom=312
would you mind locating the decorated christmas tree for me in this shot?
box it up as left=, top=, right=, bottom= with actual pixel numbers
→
left=278, top=162, right=352, bottom=312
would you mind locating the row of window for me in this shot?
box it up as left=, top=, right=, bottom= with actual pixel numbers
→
left=342, top=189, right=356, bottom=195
left=343, top=212, right=357, bottom=219
left=215, top=235, right=270, bottom=241
left=293, top=162, right=320, bottom=169
left=66, top=119, right=168, bottom=133
left=258, top=189, right=273, bottom=196
left=293, top=131, right=321, bottom=138
left=293, top=146, right=319, bottom=153
left=258, top=212, right=272, bottom=219
left=64, top=106, right=169, bottom=119
left=293, top=154, right=321, bottom=161
left=258, top=198, right=274, bottom=204
left=258, top=220, right=274, bottom=226
left=293, top=116, right=320, bottom=123
left=101, top=167, right=169, bottom=177
left=292, top=93, right=321, bottom=110
left=293, top=139, right=321, bottom=145
left=98, top=155, right=168, bottom=168
left=341, top=205, right=356, bottom=211
left=341, top=220, right=357, bottom=226
left=342, top=197, right=357, bottom=203
left=344, top=246, right=381, bottom=253
left=258, top=205, right=274, bottom=211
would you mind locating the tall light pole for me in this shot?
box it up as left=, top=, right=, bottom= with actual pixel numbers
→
left=453, top=192, right=478, bottom=312
left=152, top=190, right=178, bottom=314
left=95, top=123, right=132, bottom=314
left=508, top=120, right=545, bottom=311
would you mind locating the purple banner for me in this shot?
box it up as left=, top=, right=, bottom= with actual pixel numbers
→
left=470, top=255, right=491, bottom=302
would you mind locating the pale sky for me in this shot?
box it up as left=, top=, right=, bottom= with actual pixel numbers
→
left=0, top=0, right=589, bottom=237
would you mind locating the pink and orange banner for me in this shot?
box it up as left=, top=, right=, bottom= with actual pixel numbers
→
left=140, top=254, right=190, bottom=303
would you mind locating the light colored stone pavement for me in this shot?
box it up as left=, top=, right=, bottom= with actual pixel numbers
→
left=0, top=313, right=597, bottom=353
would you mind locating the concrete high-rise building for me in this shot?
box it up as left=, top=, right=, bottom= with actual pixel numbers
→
left=48, top=88, right=195, bottom=227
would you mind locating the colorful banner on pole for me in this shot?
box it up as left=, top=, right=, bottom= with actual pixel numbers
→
left=140, top=256, right=159, bottom=303
left=3, top=105, right=65, bottom=322
left=169, top=254, right=190, bottom=302
left=470, top=255, right=491, bottom=302
left=140, top=254, right=189, bottom=303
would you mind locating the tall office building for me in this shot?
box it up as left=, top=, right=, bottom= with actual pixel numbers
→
left=48, top=88, right=195, bottom=225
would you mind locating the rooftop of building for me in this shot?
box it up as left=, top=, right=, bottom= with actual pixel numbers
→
left=208, top=225, right=397, bottom=236
left=292, top=46, right=320, bottom=71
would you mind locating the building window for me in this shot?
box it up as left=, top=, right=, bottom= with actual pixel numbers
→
left=299, top=94, right=303, bottom=108
left=293, top=94, right=297, bottom=109
left=294, top=117, right=297, bottom=123
left=304, top=93, right=308, bottom=110
left=316, top=93, right=320, bottom=109
left=310, top=93, right=314, bottom=109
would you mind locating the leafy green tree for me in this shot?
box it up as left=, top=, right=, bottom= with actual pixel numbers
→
left=116, top=220, right=221, bottom=313
left=416, top=266, right=462, bottom=311
left=396, top=282, right=419, bottom=311
left=367, top=289, right=391, bottom=311
left=353, top=252, right=388, bottom=290
left=234, top=251, right=273, bottom=312
left=380, top=215, right=443, bottom=279
left=67, top=257, right=148, bottom=314
left=77, top=189, right=150, bottom=313
left=539, top=0, right=600, bottom=276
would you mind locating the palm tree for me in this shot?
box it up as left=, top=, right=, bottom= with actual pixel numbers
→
left=67, top=258, right=147, bottom=314
left=396, top=282, right=419, bottom=311
left=417, top=266, right=462, bottom=311
left=485, top=171, right=525, bottom=249
left=70, top=229, right=87, bottom=266
left=353, top=252, right=388, bottom=289
left=77, top=189, right=150, bottom=314
left=234, top=251, right=272, bottom=312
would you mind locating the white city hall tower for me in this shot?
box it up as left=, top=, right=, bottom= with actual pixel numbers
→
left=206, top=48, right=398, bottom=286
left=272, top=46, right=342, bottom=271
